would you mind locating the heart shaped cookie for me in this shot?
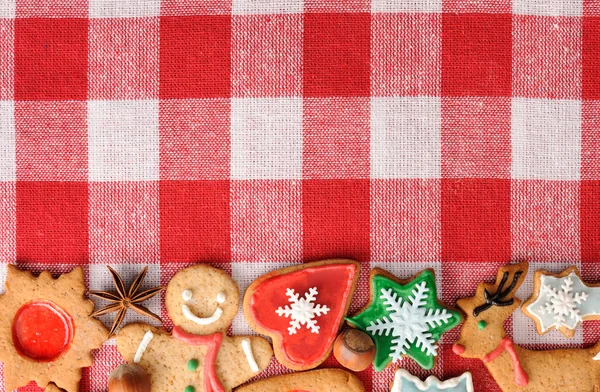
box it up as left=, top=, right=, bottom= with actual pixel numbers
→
left=243, top=259, right=360, bottom=370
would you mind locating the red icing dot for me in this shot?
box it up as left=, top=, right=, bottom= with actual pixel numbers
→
left=11, top=300, right=74, bottom=362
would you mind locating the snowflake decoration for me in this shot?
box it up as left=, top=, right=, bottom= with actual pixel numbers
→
left=347, top=270, right=462, bottom=371
left=539, top=276, right=588, bottom=325
left=367, top=282, right=453, bottom=361
left=275, top=287, right=330, bottom=335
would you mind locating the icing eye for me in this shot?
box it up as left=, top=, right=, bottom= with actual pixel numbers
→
left=216, top=292, right=226, bottom=304
left=182, top=290, right=193, bottom=302
left=477, top=320, right=488, bottom=330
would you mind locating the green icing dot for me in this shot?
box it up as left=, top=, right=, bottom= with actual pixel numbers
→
left=188, top=358, right=199, bottom=371
left=184, top=386, right=195, bottom=392
left=477, top=320, right=488, bottom=330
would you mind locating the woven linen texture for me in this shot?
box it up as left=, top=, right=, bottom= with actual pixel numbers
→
left=0, top=0, right=599, bottom=391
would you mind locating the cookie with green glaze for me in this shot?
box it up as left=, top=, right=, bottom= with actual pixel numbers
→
left=346, top=268, right=462, bottom=371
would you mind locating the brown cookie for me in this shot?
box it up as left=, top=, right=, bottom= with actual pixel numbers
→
left=0, top=265, right=108, bottom=391
left=117, top=324, right=272, bottom=392
left=165, top=264, right=240, bottom=335
left=452, top=262, right=600, bottom=392
left=243, top=259, right=360, bottom=371
left=522, top=266, right=600, bottom=338
left=234, top=368, right=365, bottom=392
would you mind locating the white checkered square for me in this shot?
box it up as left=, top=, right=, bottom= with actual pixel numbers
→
left=231, top=261, right=301, bottom=335
left=372, top=0, right=441, bottom=13
left=89, top=0, right=161, bottom=17
left=0, top=263, right=7, bottom=295
left=513, top=261, right=583, bottom=345
left=512, top=0, right=582, bottom=16
left=232, top=0, right=303, bottom=14
left=0, top=101, right=14, bottom=181
left=89, top=100, right=159, bottom=181
left=89, top=263, right=162, bottom=338
left=512, top=98, right=581, bottom=180
left=0, top=0, right=14, bottom=18
left=371, top=96, right=441, bottom=179
left=231, top=98, right=302, bottom=180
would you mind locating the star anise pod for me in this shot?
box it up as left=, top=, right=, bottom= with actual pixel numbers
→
left=89, top=266, right=165, bottom=338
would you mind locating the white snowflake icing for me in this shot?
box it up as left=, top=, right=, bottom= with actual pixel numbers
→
left=275, top=287, right=330, bottom=335
left=366, top=282, right=453, bottom=361
left=539, top=276, right=589, bottom=325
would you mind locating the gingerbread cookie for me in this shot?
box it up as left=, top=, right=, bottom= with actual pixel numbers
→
left=390, top=369, right=473, bottom=392
left=347, top=268, right=462, bottom=371
left=452, top=262, right=600, bottom=391
left=234, top=368, right=365, bottom=392
left=0, top=265, right=108, bottom=391
left=522, top=266, right=600, bottom=338
left=243, top=259, right=360, bottom=371
left=116, top=264, right=273, bottom=392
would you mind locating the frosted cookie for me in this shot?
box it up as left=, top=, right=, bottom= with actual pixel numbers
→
left=522, top=266, right=600, bottom=338
left=347, top=268, right=462, bottom=371
left=234, top=368, right=365, bottom=392
left=452, top=262, right=600, bottom=392
left=390, top=369, right=473, bottom=392
left=0, top=265, right=108, bottom=391
left=243, top=259, right=360, bottom=371
left=117, top=264, right=273, bottom=392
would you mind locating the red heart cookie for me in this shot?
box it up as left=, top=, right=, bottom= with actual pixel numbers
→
left=243, top=259, right=360, bottom=370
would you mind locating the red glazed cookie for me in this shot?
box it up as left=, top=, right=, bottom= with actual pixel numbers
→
left=243, top=259, right=360, bottom=371
left=0, top=265, right=108, bottom=391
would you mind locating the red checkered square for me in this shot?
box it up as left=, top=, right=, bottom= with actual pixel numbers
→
left=583, top=101, right=600, bottom=179
left=513, top=16, right=581, bottom=99
left=585, top=0, right=600, bottom=15
left=303, top=97, right=369, bottom=179
left=16, top=181, right=88, bottom=264
left=303, top=13, right=370, bottom=97
left=159, top=99, right=230, bottom=180
left=89, top=182, right=159, bottom=264
left=371, top=179, right=441, bottom=262
left=441, top=97, right=511, bottom=178
left=443, top=0, right=510, bottom=12
left=89, top=18, right=159, bottom=100
left=581, top=180, right=600, bottom=262
left=160, top=16, right=231, bottom=99
left=303, top=179, right=370, bottom=262
left=232, top=14, right=302, bottom=97
left=583, top=16, right=600, bottom=99
left=0, top=183, right=15, bottom=264
left=15, top=101, right=87, bottom=181
left=442, top=13, right=512, bottom=97
left=231, top=180, right=302, bottom=262
left=16, top=0, right=87, bottom=17
left=0, top=101, right=15, bottom=182
left=372, top=13, right=441, bottom=97
left=441, top=179, right=511, bottom=262
left=512, top=180, right=580, bottom=262
left=14, top=18, right=87, bottom=101
left=305, top=0, right=369, bottom=12
left=0, top=19, right=13, bottom=100
left=160, top=180, right=230, bottom=263
left=161, top=0, right=231, bottom=15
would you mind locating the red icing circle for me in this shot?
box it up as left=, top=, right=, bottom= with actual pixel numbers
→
left=12, top=300, right=74, bottom=362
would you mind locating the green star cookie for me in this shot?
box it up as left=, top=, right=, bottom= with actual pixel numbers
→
left=347, top=269, right=462, bottom=371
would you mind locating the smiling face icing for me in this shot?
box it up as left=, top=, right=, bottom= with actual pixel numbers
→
left=165, top=265, right=240, bottom=335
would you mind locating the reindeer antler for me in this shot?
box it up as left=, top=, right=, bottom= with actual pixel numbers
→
left=473, top=271, right=523, bottom=317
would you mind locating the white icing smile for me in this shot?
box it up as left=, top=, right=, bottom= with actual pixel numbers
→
left=181, top=291, right=227, bottom=325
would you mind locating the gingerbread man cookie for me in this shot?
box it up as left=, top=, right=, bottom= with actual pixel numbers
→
left=243, top=259, right=360, bottom=371
left=117, top=264, right=273, bottom=392
left=234, top=368, right=365, bottom=392
left=0, top=265, right=108, bottom=391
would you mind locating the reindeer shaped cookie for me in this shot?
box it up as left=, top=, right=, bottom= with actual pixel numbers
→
left=451, top=262, right=600, bottom=392
left=116, top=264, right=273, bottom=392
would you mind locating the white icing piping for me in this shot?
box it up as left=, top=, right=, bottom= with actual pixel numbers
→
left=594, top=352, right=600, bottom=361
left=391, top=369, right=474, bottom=392
left=241, top=338, right=259, bottom=372
left=134, top=330, right=154, bottom=363
left=182, top=290, right=193, bottom=301
left=182, top=304, right=223, bottom=325
left=216, top=292, right=226, bottom=304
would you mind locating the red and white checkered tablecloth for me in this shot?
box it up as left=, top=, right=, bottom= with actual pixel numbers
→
left=0, top=0, right=599, bottom=391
